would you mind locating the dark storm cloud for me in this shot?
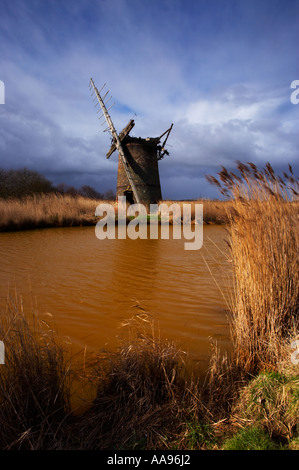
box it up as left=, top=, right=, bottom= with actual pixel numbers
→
left=0, top=0, right=298, bottom=198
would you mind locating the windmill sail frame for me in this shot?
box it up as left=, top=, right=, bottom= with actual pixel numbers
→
left=89, top=78, right=141, bottom=204
left=89, top=78, right=173, bottom=206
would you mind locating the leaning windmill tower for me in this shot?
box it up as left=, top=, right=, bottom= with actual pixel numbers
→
left=89, top=79, right=173, bottom=206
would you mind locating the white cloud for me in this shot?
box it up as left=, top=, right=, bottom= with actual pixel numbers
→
left=184, top=85, right=285, bottom=125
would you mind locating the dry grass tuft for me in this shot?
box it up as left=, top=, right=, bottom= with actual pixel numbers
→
left=73, top=315, right=200, bottom=450
left=0, top=294, right=72, bottom=449
left=0, top=300, right=201, bottom=450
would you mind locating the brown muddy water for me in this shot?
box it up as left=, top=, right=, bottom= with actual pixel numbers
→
left=0, top=224, right=233, bottom=373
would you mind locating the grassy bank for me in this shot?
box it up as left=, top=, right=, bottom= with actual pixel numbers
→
left=162, top=199, right=231, bottom=225
left=204, top=162, right=299, bottom=449
left=0, top=193, right=104, bottom=231
left=0, top=294, right=298, bottom=450
left=210, top=162, right=298, bottom=374
left=0, top=298, right=201, bottom=450
left=0, top=193, right=230, bottom=232
left=0, top=162, right=298, bottom=450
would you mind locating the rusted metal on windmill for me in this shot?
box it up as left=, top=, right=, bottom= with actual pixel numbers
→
left=89, top=78, right=173, bottom=206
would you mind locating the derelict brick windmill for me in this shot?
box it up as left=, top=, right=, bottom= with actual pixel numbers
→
left=89, top=78, right=173, bottom=206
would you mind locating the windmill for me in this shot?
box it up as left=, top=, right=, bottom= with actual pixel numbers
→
left=89, top=78, right=173, bottom=206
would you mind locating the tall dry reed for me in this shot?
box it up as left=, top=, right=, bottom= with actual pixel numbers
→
left=0, top=193, right=107, bottom=231
left=69, top=311, right=200, bottom=450
left=0, top=293, right=72, bottom=449
left=0, top=194, right=230, bottom=232
left=0, top=297, right=200, bottom=449
left=162, top=199, right=230, bottom=224
left=207, top=162, right=299, bottom=374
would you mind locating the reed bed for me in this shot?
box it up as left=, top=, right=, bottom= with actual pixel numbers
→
left=73, top=322, right=200, bottom=450
left=201, top=162, right=299, bottom=447
left=161, top=199, right=231, bottom=225
left=0, top=297, right=200, bottom=450
left=205, top=162, right=299, bottom=410
left=0, top=162, right=298, bottom=449
left=0, top=193, right=107, bottom=231
left=0, top=294, right=73, bottom=449
left=0, top=194, right=230, bottom=232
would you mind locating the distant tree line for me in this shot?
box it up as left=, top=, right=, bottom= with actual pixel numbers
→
left=0, top=168, right=115, bottom=200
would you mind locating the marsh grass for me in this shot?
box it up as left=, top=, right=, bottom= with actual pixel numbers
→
left=201, top=162, right=299, bottom=448
left=71, top=312, right=201, bottom=450
left=161, top=199, right=230, bottom=225
left=0, top=294, right=72, bottom=449
left=207, top=162, right=299, bottom=375
left=0, top=161, right=298, bottom=449
left=0, top=193, right=108, bottom=231
left=0, top=194, right=230, bottom=232
left=0, top=298, right=201, bottom=450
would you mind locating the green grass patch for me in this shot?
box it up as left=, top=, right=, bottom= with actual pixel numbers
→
left=223, top=426, right=278, bottom=450
left=233, top=371, right=299, bottom=440
left=184, top=420, right=218, bottom=450
left=289, top=435, right=299, bottom=450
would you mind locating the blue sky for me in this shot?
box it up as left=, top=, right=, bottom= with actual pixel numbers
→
left=0, top=0, right=298, bottom=198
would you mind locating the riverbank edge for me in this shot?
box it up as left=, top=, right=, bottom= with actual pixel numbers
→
left=0, top=217, right=226, bottom=233
left=0, top=301, right=298, bottom=451
left=0, top=195, right=230, bottom=233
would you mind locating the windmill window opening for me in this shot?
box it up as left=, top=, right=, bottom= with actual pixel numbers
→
left=123, top=190, right=134, bottom=205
